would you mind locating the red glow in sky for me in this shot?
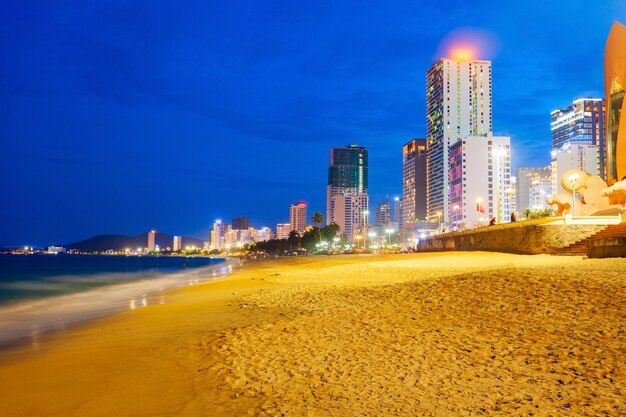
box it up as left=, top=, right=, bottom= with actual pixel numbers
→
left=436, top=28, right=500, bottom=61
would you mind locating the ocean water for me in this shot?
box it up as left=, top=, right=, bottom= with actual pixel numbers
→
left=0, top=254, right=234, bottom=348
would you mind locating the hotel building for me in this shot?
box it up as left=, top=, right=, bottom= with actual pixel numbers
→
left=331, top=193, right=369, bottom=242
left=289, top=201, right=307, bottom=234
left=448, top=134, right=512, bottom=228
left=210, top=220, right=229, bottom=250
left=402, top=139, right=427, bottom=226
left=426, top=57, right=492, bottom=223
left=326, top=145, right=368, bottom=231
left=605, top=21, right=626, bottom=184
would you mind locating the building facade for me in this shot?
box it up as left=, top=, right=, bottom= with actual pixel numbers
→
left=148, top=230, right=156, bottom=252
left=289, top=201, right=307, bottom=234
left=331, top=193, right=369, bottom=242
left=232, top=216, right=249, bottom=230
left=551, top=98, right=605, bottom=178
left=172, top=235, right=181, bottom=251
left=275, top=223, right=292, bottom=240
left=426, top=57, right=492, bottom=223
left=402, top=139, right=427, bottom=226
left=529, top=178, right=552, bottom=210
left=605, top=21, right=626, bottom=184
left=326, top=145, right=368, bottom=231
left=375, top=199, right=391, bottom=226
left=448, top=134, right=512, bottom=228
left=515, top=166, right=552, bottom=212
left=210, top=220, right=230, bottom=250
left=550, top=144, right=599, bottom=195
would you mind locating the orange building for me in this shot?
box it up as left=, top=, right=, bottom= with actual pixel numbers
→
left=605, top=21, right=626, bottom=184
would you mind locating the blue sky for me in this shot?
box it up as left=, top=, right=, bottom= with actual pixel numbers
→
left=1, top=0, right=625, bottom=245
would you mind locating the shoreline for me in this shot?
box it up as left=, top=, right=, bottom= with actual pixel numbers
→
left=1, top=252, right=624, bottom=416
left=0, top=257, right=237, bottom=350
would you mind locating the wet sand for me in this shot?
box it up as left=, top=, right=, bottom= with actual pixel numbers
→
left=1, top=252, right=625, bottom=416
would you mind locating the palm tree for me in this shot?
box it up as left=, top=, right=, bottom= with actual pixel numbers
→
left=311, top=212, right=324, bottom=242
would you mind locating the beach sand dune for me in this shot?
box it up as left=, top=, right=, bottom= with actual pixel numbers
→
left=1, top=252, right=625, bottom=416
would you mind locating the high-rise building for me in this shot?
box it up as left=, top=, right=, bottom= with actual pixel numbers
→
left=605, top=21, right=626, bottom=184
left=232, top=216, right=249, bottom=230
left=327, top=145, right=368, bottom=228
left=448, top=134, right=512, bottom=228
left=402, top=139, right=427, bottom=226
left=289, top=201, right=307, bottom=234
left=426, top=57, right=492, bottom=223
left=515, top=166, right=552, bottom=212
left=331, top=193, right=369, bottom=242
left=172, top=235, right=182, bottom=251
left=551, top=143, right=599, bottom=195
left=210, top=220, right=229, bottom=250
left=253, top=227, right=272, bottom=242
left=551, top=98, right=605, bottom=178
left=147, top=230, right=156, bottom=252
left=276, top=223, right=292, bottom=240
left=375, top=199, right=391, bottom=226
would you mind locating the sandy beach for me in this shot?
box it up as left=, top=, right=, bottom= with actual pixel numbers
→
left=1, top=252, right=625, bottom=416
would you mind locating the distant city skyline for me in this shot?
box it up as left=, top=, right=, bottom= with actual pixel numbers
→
left=1, top=1, right=625, bottom=245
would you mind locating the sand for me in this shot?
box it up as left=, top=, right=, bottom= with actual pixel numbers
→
left=0, top=252, right=625, bottom=416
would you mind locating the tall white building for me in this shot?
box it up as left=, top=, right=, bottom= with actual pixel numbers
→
left=550, top=143, right=599, bottom=195
left=448, top=134, right=512, bottom=228
left=426, top=57, right=492, bottom=223
left=172, top=235, right=182, bottom=251
left=210, top=220, right=229, bottom=250
left=331, top=193, right=369, bottom=242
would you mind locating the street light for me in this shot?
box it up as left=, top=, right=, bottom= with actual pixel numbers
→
left=354, top=234, right=363, bottom=249
left=368, top=231, right=376, bottom=248
left=436, top=211, right=442, bottom=232
left=567, top=172, right=581, bottom=216
left=492, top=148, right=507, bottom=224
left=385, top=228, right=395, bottom=246
left=453, top=205, right=460, bottom=230
left=363, top=210, right=369, bottom=249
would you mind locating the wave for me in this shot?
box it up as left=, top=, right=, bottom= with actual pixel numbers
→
left=0, top=259, right=239, bottom=349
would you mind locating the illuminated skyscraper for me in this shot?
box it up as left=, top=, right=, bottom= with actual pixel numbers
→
left=289, top=201, right=307, bottom=234
left=426, top=57, right=492, bottom=223
left=605, top=21, right=626, bottom=184
left=147, top=230, right=156, bottom=252
left=172, top=235, right=182, bottom=251
left=551, top=98, right=605, bottom=178
left=402, top=139, right=427, bottom=226
left=327, top=145, right=368, bottom=228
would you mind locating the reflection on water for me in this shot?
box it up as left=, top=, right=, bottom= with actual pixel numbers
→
left=0, top=260, right=237, bottom=350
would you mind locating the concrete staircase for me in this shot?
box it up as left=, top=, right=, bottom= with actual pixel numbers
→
left=549, top=223, right=626, bottom=256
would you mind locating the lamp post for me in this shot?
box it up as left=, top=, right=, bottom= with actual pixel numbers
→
left=453, top=204, right=460, bottom=230
left=385, top=228, right=394, bottom=246
left=436, top=211, right=442, bottom=232
left=493, top=148, right=507, bottom=224
left=368, top=231, right=376, bottom=248
left=567, top=172, right=581, bottom=216
left=363, top=210, right=369, bottom=249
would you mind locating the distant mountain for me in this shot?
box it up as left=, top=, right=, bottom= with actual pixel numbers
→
left=65, top=232, right=206, bottom=251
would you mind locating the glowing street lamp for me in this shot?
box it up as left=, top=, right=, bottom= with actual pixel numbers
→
left=368, top=231, right=376, bottom=247
left=436, top=211, right=442, bottom=231
left=363, top=210, right=369, bottom=249
left=453, top=204, right=460, bottom=229
left=567, top=172, right=581, bottom=216
left=385, top=228, right=395, bottom=246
